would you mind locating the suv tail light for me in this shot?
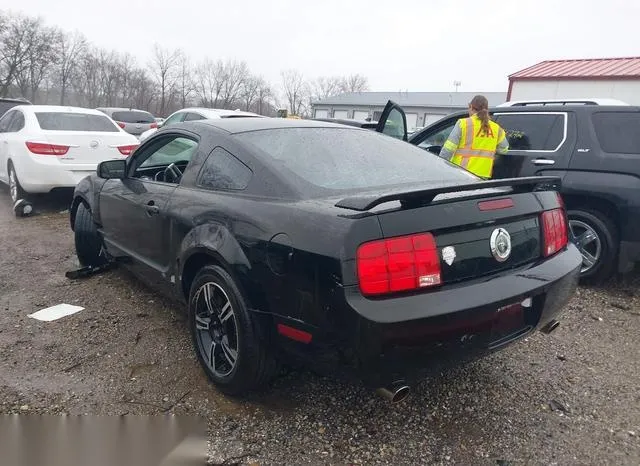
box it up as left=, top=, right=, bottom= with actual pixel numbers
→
left=25, top=141, right=70, bottom=156
left=541, top=208, right=568, bottom=257
left=117, top=144, right=139, bottom=156
left=116, top=121, right=126, bottom=129
left=357, top=233, right=441, bottom=296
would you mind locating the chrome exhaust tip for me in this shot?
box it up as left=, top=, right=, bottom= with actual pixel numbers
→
left=376, top=380, right=410, bottom=404
left=540, top=319, right=560, bottom=334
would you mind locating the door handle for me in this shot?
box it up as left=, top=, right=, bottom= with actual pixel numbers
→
left=532, top=158, right=555, bottom=166
left=145, top=200, right=160, bottom=215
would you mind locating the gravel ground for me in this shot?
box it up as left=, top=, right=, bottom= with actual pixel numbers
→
left=0, top=189, right=639, bottom=465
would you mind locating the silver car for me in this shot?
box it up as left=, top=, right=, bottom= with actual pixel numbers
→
left=96, top=107, right=157, bottom=137
left=138, top=107, right=262, bottom=142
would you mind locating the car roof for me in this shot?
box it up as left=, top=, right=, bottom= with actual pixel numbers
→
left=185, top=117, right=356, bottom=134
left=97, top=107, right=151, bottom=113
left=313, top=118, right=378, bottom=129
left=0, top=97, right=31, bottom=104
left=15, top=105, right=114, bottom=115
left=175, top=107, right=262, bottom=118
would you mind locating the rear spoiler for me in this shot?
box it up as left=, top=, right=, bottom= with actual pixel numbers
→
left=335, top=176, right=562, bottom=212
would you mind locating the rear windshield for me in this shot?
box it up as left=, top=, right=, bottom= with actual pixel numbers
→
left=235, top=127, right=476, bottom=191
left=112, top=110, right=155, bottom=124
left=36, top=112, right=120, bottom=132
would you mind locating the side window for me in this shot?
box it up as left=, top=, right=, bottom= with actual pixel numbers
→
left=494, top=113, right=565, bottom=151
left=0, top=111, right=15, bottom=133
left=198, top=147, right=252, bottom=191
left=8, top=112, right=25, bottom=132
left=133, top=136, right=198, bottom=183
left=380, top=108, right=406, bottom=140
left=184, top=113, right=205, bottom=122
left=592, top=112, right=640, bottom=155
left=163, top=112, right=186, bottom=126
left=417, top=121, right=457, bottom=149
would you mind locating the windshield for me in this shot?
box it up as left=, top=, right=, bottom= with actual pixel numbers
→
left=112, top=110, right=155, bottom=124
left=235, top=127, right=476, bottom=192
left=36, top=112, right=120, bottom=132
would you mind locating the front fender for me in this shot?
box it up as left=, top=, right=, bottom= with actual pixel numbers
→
left=70, top=176, right=109, bottom=230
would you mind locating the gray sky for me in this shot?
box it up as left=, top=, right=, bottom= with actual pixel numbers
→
left=8, top=0, right=640, bottom=93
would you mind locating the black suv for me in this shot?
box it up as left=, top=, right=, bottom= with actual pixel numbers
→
left=319, top=100, right=640, bottom=284
left=0, top=97, right=31, bottom=117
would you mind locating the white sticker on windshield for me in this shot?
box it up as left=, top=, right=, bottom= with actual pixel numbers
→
left=28, top=304, right=84, bottom=322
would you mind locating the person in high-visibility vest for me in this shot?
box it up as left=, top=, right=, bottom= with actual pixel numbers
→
left=439, top=95, right=509, bottom=179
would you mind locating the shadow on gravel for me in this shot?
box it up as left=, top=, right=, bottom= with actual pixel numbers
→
left=0, top=186, right=73, bottom=217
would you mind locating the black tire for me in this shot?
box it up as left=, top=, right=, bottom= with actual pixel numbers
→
left=74, top=202, right=107, bottom=267
left=8, top=162, right=27, bottom=204
left=567, top=209, right=618, bottom=285
left=188, top=265, right=277, bottom=395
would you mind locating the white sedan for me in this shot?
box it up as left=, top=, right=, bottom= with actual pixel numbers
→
left=138, top=107, right=262, bottom=142
left=0, top=105, right=140, bottom=204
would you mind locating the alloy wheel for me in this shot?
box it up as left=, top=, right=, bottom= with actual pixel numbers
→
left=569, top=219, right=602, bottom=273
left=193, top=282, right=239, bottom=377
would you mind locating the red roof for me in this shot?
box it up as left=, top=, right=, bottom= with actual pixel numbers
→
left=509, top=57, right=640, bottom=80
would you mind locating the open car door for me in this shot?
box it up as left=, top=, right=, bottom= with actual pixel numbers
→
left=375, top=100, right=408, bottom=141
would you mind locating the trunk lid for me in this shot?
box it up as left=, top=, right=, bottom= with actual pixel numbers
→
left=338, top=177, right=563, bottom=287
left=42, top=130, right=138, bottom=164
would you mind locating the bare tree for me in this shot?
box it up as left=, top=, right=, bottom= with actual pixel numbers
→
left=195, top=58, right=224, bottom=108
left=176, top=51, right=193, bottom=108
left=14, top=23, right=59, bottom=103
left=150, top=44, right=180, bottom=116
left=339, top=73, right=369, bottom=93
left=98, top=49, right=121, bottom=107
left=241, top=75, right=261, bottom=111
left=58, top=30, right=87, bottom=104
left=219, top=60, right=249, bottom=109
left=73, top=47, right=102, bottom=107
left=118, top=52, right=137, bottom=107
left=0, top=14, right=47, bottom=97
left=280, top=69, right=308, bottom=116
left=311, top=76, right=342, bottom=101
left=255, top=80, right=273, bottom=115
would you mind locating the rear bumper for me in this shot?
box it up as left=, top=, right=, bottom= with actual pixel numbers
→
left=338, top=244, right=582, bottom=385
left=13, top=156, right=97, bottom=193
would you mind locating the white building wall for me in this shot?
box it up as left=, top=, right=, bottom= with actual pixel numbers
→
left=510, top=79, right=640, bottom=105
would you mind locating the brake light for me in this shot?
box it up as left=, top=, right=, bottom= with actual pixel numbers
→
left=116, top=121, right=126, bottom=129
left=150, top=122, right=158, bottom=129
left=478, top=198, right=514, bottom=211
left=25, top=141, right=70, bottom=156
left=357, top=233, right=441, bottom=296
left=117, top=144, right=139, bottom=156
left=541, top=208, right=568, bottom=257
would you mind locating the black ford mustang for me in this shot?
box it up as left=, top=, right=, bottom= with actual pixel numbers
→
left=70, top=118, right=582, bottom=401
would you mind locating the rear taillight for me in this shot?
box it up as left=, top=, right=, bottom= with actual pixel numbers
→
left=116, top=121, right=126, bottom=129
left=150, top=122, right=158, bottom=129
left=541, top=208, right=568, bottom=257
left=117, top=144, right=139, bottom=156
left=25, top=141, right=70, bottom=156
left=356, top=233, right=441, bottom=296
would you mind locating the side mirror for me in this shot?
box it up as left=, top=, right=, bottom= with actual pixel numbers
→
left=97, top=159, right=126, bottom=179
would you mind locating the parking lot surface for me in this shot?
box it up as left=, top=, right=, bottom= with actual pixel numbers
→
left=0, top=189, right=639, bottom=465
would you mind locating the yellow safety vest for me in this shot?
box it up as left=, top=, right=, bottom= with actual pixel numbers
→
left=450, top=115, right=506, bottom=179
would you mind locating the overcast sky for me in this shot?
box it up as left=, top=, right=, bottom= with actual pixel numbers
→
left=8, top=0, right=640, bottom=93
